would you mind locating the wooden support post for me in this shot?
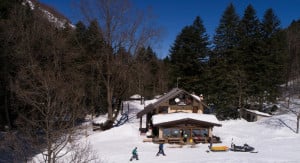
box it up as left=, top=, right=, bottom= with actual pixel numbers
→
left=121, top=102, right=123, bottom=114
left=128, top=102, right=129, bottom=113
left=297, top=114, right=300, bottom=134
left=140, top=117, right=142, bottom=130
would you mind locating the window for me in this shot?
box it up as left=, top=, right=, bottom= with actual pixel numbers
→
left=170, top=129, right=180, bottom=137
left=158, top=106, right=168, bottom=114
left=192, top=129, right=208, bottom=137
left=182, top=129, right=191, bottom=137
left=192, top=129, right=208, bottom=143
left=163, top=128, right=171, bottom=137
left=163, top=128, right=180, bottom=138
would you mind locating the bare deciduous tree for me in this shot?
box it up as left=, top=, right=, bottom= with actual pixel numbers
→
left=68, top=141, right=101, bottom=163
left=5, top=4, right=86, bottom=162
left=78, top=0, right=161, bottom=127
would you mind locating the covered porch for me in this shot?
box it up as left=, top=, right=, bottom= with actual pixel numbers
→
left=149, top=113, right=222, bottom=144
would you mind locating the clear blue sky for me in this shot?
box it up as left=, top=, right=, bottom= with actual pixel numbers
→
left=39, top=0, right=300, bottom=58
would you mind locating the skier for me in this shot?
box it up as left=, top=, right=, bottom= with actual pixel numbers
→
left=130, top=147, right=139, bottom=161
left=156, top=143, right=166, bottom=156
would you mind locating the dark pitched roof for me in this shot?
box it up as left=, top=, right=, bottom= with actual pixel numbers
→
left=154, top=118, right=221, bottom=127
left=136, top=88, right=204, bottom=118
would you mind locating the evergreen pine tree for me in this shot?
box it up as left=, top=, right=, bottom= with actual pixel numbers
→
left=169, top=16, right=210, bottom=93
left=79, top=20, right=106, bottom=115
left=134, top=46, right=162, bottom=98
left=286, top=20, right=300, bottom=88
left=210, top=3, right=242, bottom=119
left=214, top=3, right=240, bottom=53
left=239, top=4, right=264, bottom=107
left=261, top=8, right=287, bottom=103
left=0, top=0, right=19, bottom=19
left=74, top=21, right=87, bottom=46
left=85, top=20, right=104, bottom=54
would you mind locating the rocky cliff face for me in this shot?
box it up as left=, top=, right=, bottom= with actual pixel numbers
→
left=22, top=0, right=74, bottom=28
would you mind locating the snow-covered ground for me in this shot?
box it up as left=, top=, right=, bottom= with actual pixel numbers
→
left=33, top=100, right=300, bottom=163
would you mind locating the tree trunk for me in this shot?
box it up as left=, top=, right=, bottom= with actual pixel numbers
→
left=4, top=89, right=12, bottom=129
left=238, top=96, right=242, bottom=119
left=106, top=84, right=113, bottom=121
left=47, top=143, right=52, bottom=163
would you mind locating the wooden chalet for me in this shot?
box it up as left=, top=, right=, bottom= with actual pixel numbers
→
left=136, top=88, right=221, bottom=144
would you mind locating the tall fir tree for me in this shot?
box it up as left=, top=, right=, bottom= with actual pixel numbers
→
left=86, top=20, right=107, bottom=114
left=238, top=4, right=264, bottom=106
left=74, top=21, right=87, bottom=47
left=74, top=20, right=107, bottom=115
left=286, top=20, right=300, bottom=88
left=260, top=8, right=287, bottom=103
left=0, top=0, right=21, bottom=129
left=213, top=3, right=240, bottom=53
left=0, top=0, right=34, bottom=129
left=210, top=3, right=243, bottom=119
left=169, top=16, right=210, bottom=94
left=134, top=46, right=160, bottom=98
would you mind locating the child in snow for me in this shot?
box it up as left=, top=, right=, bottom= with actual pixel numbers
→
left=130, top=147, right=139, bottom=161
left=156, top=143, right=166, bottom=156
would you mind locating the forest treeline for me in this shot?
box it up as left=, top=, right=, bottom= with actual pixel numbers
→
left=168, top=4, right=294, bottom=119
left=0, top=0, right=300, bottom=161
left=1, top=0, right=300, bottom=128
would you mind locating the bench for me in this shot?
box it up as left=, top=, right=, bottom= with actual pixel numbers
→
left=143, top=138, right=152, bottom=142
left=193, top=136, right=207, bottom=144
left=153, top=138, right=166, bottom=144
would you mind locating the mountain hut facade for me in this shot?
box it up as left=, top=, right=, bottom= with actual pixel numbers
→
left=136, top=88, right=221, bottom=144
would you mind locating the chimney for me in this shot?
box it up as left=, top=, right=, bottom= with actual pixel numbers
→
left=199, top=94, right=204, bottom=100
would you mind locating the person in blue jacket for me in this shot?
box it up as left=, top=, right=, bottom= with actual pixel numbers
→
left=156, top=143, right=166, bottom=156
left=130, top=147, right=139, bottom=161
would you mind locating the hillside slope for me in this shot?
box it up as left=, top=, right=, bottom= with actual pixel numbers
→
left=33, top=100, right=300, bottom=163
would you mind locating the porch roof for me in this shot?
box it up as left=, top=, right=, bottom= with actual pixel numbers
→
left=152, top=113, right=222, bottom=127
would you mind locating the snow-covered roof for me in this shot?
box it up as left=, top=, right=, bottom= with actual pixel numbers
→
left=152, top=113, right=221, bottom=126
left=245, top=109, right=272, bottom=117
left=130, top=94, right=142, bottom=99
left=190, top=94, right=201, bottom=101
left=154, top=95, right=162, bottom=99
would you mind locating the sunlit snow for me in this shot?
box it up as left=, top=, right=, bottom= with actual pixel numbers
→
left=32, top=99, right=300, bottom=163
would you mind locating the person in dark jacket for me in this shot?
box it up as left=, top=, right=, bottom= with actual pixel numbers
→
left=130, top=147, right=139, bottom=161
left=156, top=143, right=166, bottom=156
